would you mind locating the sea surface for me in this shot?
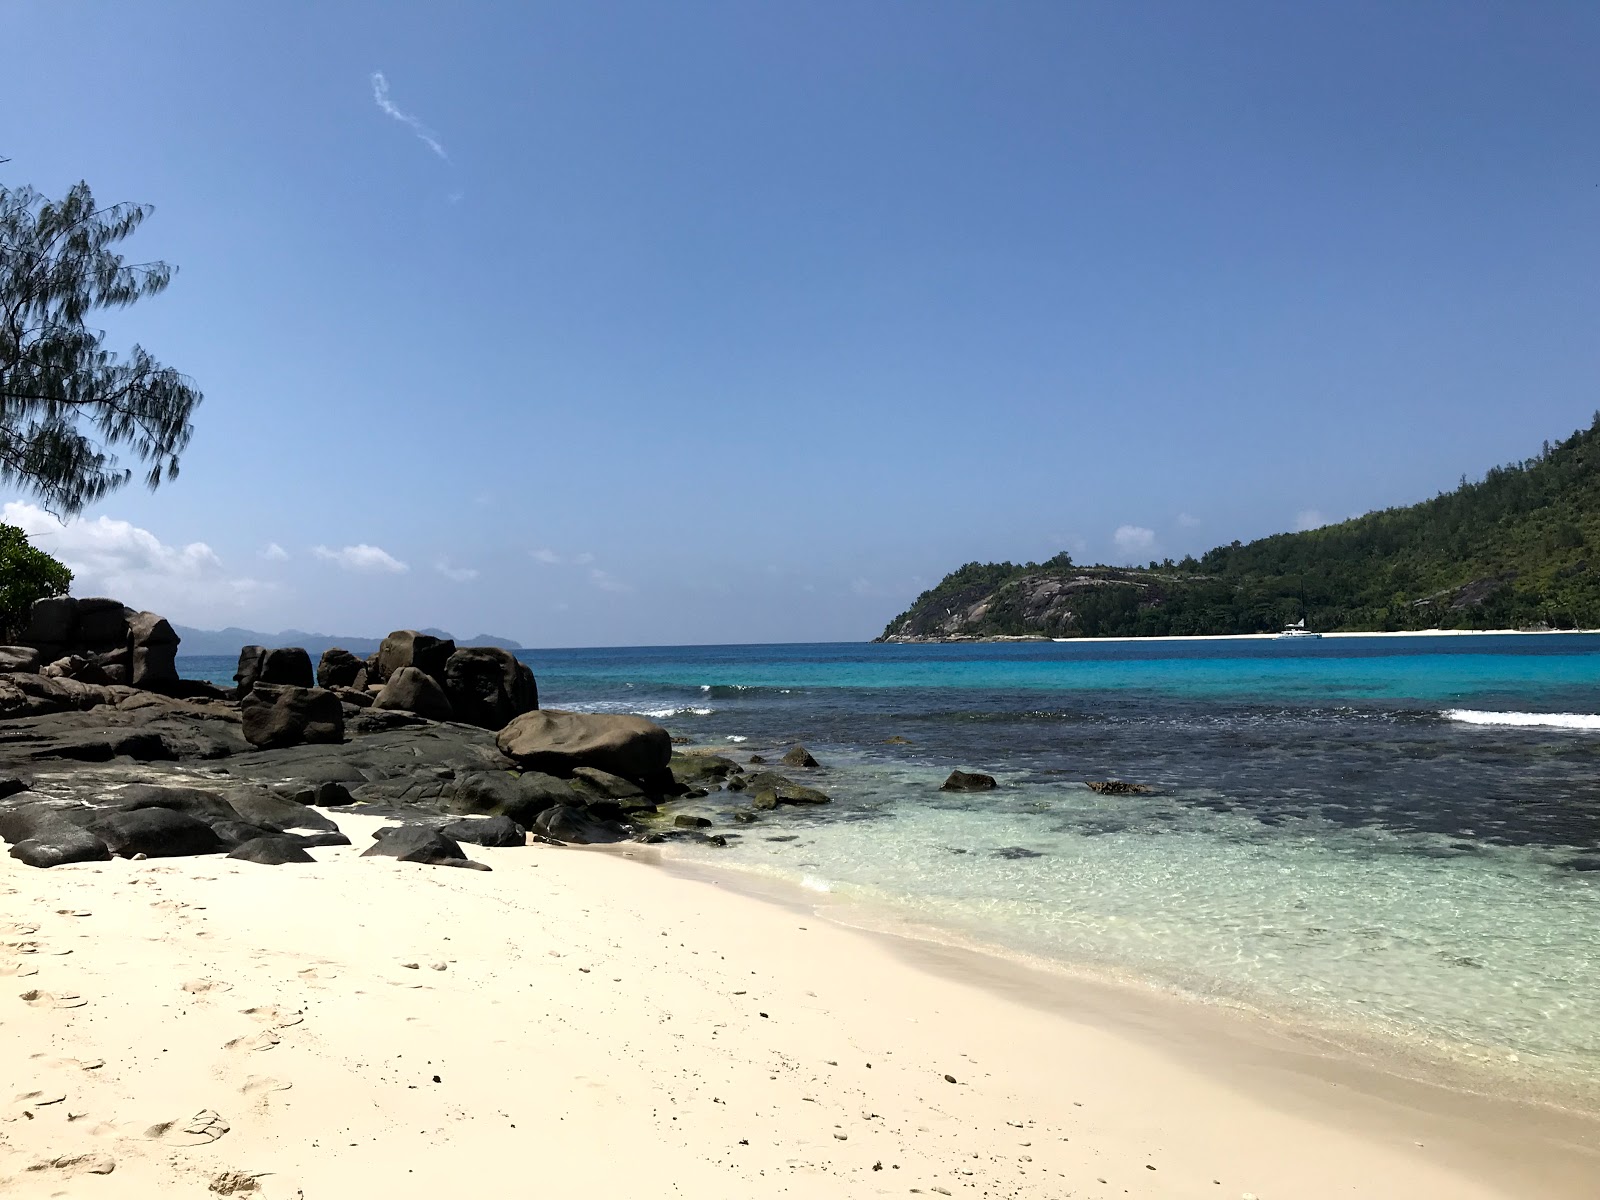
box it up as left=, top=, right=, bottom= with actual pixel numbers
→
left=180, top=636, right=1600, bottom=1100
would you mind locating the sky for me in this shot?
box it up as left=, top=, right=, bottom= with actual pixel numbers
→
left=3, top=1, right=1598, bottom=646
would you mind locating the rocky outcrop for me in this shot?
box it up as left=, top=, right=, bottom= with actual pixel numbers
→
left=782, top=744, right=820, bottom=769
left=362, top=825, right=488, bottom=870
left=497, top=710, right=671, bottom=786
left=442, top=646, right=538, bottom=729
left=733, top=771, right=831, bottom=810
left=372, top=666, right=454, bottom=722
left=316, top=648, right=367, bottom=690
left=941, top=770, right=997, bottom=792
left=375, top=631, right=455, bottom=685
left=240, top=684, right=344, bottom=749
left=16, top=596, right=183, bottom=687
left=441, top=815, right=526, bottom=847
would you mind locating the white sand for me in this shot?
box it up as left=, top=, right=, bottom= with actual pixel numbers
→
left=2, top=813, right=1595, bottom=1198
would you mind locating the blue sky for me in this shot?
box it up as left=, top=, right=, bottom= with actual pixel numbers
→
left=3, top=1, right=1598, bottom=645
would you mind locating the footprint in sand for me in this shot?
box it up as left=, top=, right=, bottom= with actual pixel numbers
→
left=7, top=940, right=72, bottom=956
left=225, top=1029, right=281, bottom=1052
left=0, top=959, right=40, bottom=978
left=182, top=977, right=232, bottom=994
left=0, top=923, right=38, bottom=937
left=144, top=1109, right=229, bottom=1145
left=240, top=1076, right=292, bottom=1094
left=11, top=1089, right=68, bottom=1113
left=30, top=1054, right=104, bottom=1072
left=24, top=1152, right=115, bottom=1177
left=54, top=909, right=91, bottom=918
left=20, top=989, right=86, bottom=1009
left=241, top=1005, right=303, bottom=1028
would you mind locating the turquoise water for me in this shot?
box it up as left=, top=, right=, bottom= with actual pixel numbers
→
left=179, top=635, right=1600, bottom=1097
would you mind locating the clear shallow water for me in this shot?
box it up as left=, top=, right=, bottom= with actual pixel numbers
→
left=179, top=636, right=1600, bottom=1094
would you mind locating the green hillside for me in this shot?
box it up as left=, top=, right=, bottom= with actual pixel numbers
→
left=879, top=417, right=1600, bottom=640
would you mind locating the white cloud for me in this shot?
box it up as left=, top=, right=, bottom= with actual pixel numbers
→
left=2, top=501, right=271, bottom=618
left=531, top=548, right=562, bottom=565
left=574, top=552, right=596, bottom=565
left=259, top=542, right=290, bottom=562
left=435, top=560, right=479, bottom=583
left=370, top=71, right=448, bottom=160
left=588, top=568, right=631, bottom=593
left=1112, top=524, right=1157, bottom=561
left=1177, top=512, right=1201, bottom=528
left=313, top=543, right=408, bottom=573
left=1295, top=510, right=1329, bottom=532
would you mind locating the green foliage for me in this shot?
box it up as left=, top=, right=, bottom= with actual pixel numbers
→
left=883, top=418, right=1600, bottom=638
left=0, top=522, right=71, bottom=641
left=0, top=179, right=201, bottom=515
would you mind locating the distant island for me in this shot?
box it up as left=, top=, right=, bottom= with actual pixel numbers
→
left=880, top=417, right=1600, bottom=641
left=173, top=625, right=523, bottom=659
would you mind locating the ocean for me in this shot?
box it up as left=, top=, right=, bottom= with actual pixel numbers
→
left=179, top=635, right=1600, bottom=1101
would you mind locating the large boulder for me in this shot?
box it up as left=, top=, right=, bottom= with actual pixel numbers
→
left=376, top=631, right=455, bottom=685
left=127, top=611, right=180, bottom=687
left=73, top=598, right=129, bottom=652
left=0, top=646, right=41, bottom=673
left=234, top=646, right=268, bottom=697
left=941, top=770, right=997, bottom=792
left=440, top=816, right=526, bottom=847
left=741, top=771, right=831, bottom=811
left=496, top=710, right=671, bottom=785
left=88, top=807, right=223, bottom=858
left=441, top=647, right=538, bottom=730
left=316, top=648, right=366, bottom=689
left=531, top=804, right=633, bottom=844
left=669, top=753, right=743, bottom=789
left=569, top=766, right=657, bottom=813
left=240, top=683, right=345, bottom=749
left=260, top=647, right=314, bottom=689
left=361, top=825, right=488, bottom=870
left=372, top=666, right=454, bottom=721
left=9, top=826, right=111, bottom=867
left=23, top=595, right=77, bottom=648
left=445, top=770, right=578, bottom=824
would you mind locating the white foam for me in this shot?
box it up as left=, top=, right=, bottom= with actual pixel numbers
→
left=725, top=735, right=748, bottom=743
left=1444, top=709, right=1600, bottom=730
left=638, top=706, right=714, bottom=719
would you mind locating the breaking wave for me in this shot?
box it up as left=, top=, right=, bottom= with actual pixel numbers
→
left=1444, top=709, right=1600, bottom=730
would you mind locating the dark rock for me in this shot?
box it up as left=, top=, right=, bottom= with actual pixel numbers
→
left=127, top=611, right=179, bottom=687
left=345, top=706, right=426, bottom=734
left=209, top=819, right=282, bottom=849
left=223, top=786, right=338, bottom=832
left=23, top=596, right=77, bottom=646
left=992, top=846, right=1044, bottom=859
left=744, top=771, right=831, bottom=811
left=314, top=781, right=355, bottom=806
left=260, top=647, right=314, bottom=689
left=0, top=646, right=41, bottom=672
left=74, top=597, right=130, bottom=651
left=673, top=814, right=712, bottom=828
left=532, top=804, right=633, bottom=844
left=668, top=753, right=743, bottom=788
left=234, top=646, right=267, bottom=698
left=782, top=744, right=820, bottom=769
left=316, top=648, right=366, bottom=690
left=361, top=825, right=488, bottom=870
left=9, top=826, right=110, bottom=868
left=332, top=686, right=373, bottom=708
left=1085, top=780, right=1154, bottom=795
left=0, top=799, right=92, bottom=844
left=297, top=829, right=352, bottom=848
left=240, top=683, right=344, bottom=749
left=732, top=809, right=759, bottom=824
left=445, top=770, right=579, bottom=824
left=941, top=770, right=998, bottom=792
left=497, top=710, right=671, bottom=784
left=747, top=754, right=767, bottom=765
left=373, top=666, right=454, bottom=721
left=376, top=631, right=455, bottom=685
left=88, top=807, right=223, bottom=858
left=112, top=784, right=240, bottom=824
left=441, top=646, right=538, bottom=730
left=0, top=775, right=30, bottom=801
left=570, top=766, right=656, bottom=811
left=884, top=736, right=912, bottom=745
left=228, top=836, right=316, bottom=865
left=440, top=816, right=526, bottom=847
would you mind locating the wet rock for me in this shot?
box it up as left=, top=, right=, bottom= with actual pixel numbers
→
left=440, top=815, right=526, bottom=847
left=228, top=836, right=315, bottom=865
left=445, top=769, right=579, bottom=825
left=531, top=804, right=633, bottom=845
left=314, top=781, right=355, bottom=806
left=940, top=770, right=997, bottom=792
left=1085, top=780, right=1153, bottom=795
left=570, top=766, right=656, bottom=812
left=992, top=846, right=1044, bottom=859
left=743, top=771, right=831, bottom=810
left=782, top=744, right=820, bottom=769
left=668, top=753, right=743, bottom=788
left=673, top=814, right=712, bottom=828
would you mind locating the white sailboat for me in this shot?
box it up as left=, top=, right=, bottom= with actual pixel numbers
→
left=1276, top=618, right=1322, bottom=640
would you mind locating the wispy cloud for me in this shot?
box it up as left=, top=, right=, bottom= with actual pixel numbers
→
left=531, top=548, right=562, bottom=565
left=589, top=568, right=632, bottom=593
left=313, top=543, right=409, bottom=573
left=1295, top=509, right=1329, bottom=532
left=1177, top=512, right=1201, bottom=528
left=1112, top=524, right=1157, bottom=561
left=370, top=71, right=447, bottom=161
left=435, top=560, right=479, bottom=583
left=259, top=542, right=290, bottom=562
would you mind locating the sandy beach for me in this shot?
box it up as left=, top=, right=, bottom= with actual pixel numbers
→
left=1, top=811, right=1593, bottom=1199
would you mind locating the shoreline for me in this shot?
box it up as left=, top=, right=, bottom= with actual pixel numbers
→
left=880, top=628, right=1600, bottom=645
left=4, top=811, right=1596, bottom=1198
left=647, top=845, right=1600, bottom=1119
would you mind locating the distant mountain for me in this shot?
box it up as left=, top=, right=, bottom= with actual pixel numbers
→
left=881, top=417, right=1600, bottom=640
left=172, top=625, right=523, bottom=659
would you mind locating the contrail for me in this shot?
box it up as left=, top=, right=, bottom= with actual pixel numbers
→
left=370, top=71, right=448, bottom=161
